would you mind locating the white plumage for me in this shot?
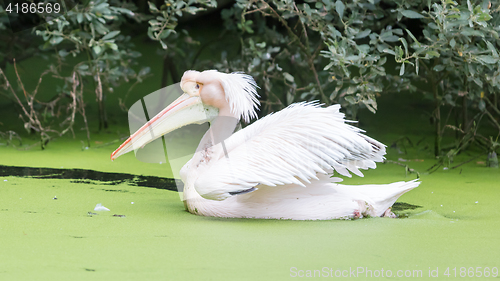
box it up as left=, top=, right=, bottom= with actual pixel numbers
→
left=111, top=70, right=420, bottom=220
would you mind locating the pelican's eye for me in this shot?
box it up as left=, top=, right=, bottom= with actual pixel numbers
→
left=195, top=84, right=200, bottom=90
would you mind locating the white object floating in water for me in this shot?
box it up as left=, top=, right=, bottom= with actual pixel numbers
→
left=131, top=202, right=134, bottom=204
left=94, top=203, right=110, bottom=211
left=3, top=179, right=7, bottom=182
left=475, top=201, right=478, bottom=204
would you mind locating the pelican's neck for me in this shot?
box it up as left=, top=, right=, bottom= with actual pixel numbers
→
left=183, top=113, right=239, bottom=206
left=198, top=112, right=239, bottom=153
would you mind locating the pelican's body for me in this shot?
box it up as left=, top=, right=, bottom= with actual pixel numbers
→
left=112, top=70, right=419, bottom=220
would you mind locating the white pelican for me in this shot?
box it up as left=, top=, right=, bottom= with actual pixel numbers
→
left=111, top=70, right=420, bottom=220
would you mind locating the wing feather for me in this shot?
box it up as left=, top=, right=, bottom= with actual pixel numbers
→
left=194, top=102, right=387, bottom=200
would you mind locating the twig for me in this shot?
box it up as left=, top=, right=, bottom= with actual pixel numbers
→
left=426, top=162, right=442, bottom=174
left=450, top=153, right=487, bottom=170
left=484, top=108, right=500, bottom=130
left=75, top=71, right=91, bottom=147
left=384, top=160, right=420, bottom=178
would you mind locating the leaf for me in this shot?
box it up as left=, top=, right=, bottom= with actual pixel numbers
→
left=392, top=29, right=404, bottom=36
left=485, top=41, right=499, bottom=57
left=364, top=100, right=377, bottom=113
left=50, top=36, right=63, bottom=45
left=449, top=38, right=456, bottom=48
left=382, top=49, right=395, bottom=55
left=399, top=62, right=405, bottom=76
left=399, top=37, right=408, bottom=56
left=460, top=29, right=484, bottom=37
left=405, top=29, right=420, bottom=46
left=93, top=45, right=102, bottom=55
left=428, top=22, right=439, bottom=30
left=381, top=35, right=400, bottom=42
left=477, top=55, right=497, bottom=64
left=139, top=67, right=151, bottom=76
left=344, top=96, right=356, bottom=104
left=283, top=72, right=294, bottom=83
left=58, top=49, right=69, bottom=57
left=77, top=13, right=83, bottom=23
left=108, top=43, right=118, bottom=51
left=478, top=99, right=485, bottom=111
left=286, top=92, right=294, bottom=104
left=426, top=50, right=440, bottom=58
left=324, top=62, right=335, bottom=71
left=335, top=0, right=345, bottom=18
left=468, top=64, right=476, bottom=76
left=102, top=30, right=120, bottom=40
left=160, top=40, right=167, bottom=49
left=401, top=10, right=424, bottom=19
left=472, top=77, right=483, bottom=87
left=148, top=1, right=159, bottom=12
left=433, top=64, right=445, bottom=72
left=395, top=46, right=404, bottom=60
left=355, top=29, right=371, bottom=39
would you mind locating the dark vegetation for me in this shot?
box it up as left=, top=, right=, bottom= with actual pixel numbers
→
left=0, top=0, right=499, bottom=171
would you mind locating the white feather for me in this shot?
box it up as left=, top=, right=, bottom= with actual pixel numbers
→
left=94, top=203, right=110, bottom=211
left=194, top=102, right=386, bottom=199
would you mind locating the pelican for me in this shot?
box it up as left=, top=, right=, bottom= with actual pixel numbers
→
left=111, top=70, right=420, bottom=220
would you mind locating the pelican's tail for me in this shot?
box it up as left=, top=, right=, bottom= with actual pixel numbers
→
left=339, top=179, right=420, bottom=217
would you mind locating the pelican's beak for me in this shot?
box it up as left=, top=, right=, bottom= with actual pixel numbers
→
left=111, top=92, right=217, bottom=160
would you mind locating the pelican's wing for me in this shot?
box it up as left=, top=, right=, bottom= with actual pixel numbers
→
left=194, top=102, right=386, bottom=200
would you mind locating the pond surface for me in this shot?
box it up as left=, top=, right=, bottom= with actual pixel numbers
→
left=1, top=149, right=499, bottom=280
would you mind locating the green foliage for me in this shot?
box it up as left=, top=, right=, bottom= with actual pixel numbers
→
left=33, top=0, right=149, bottom=137
left=393, top=0, right=500, bottom=160
left=317, top=0, right=416, bottom=115
left=36, top=0, right=149, bottom=93
left=147, top=0, right=217, bottom=49
left=0, top=0, right=150, bottom=148
left=0, top=3, right=39, bottom=69
left=185, top=0, right=415, bottom=118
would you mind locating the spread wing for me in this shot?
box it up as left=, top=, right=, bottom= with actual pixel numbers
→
left=194, top=102, right=386, bottom=200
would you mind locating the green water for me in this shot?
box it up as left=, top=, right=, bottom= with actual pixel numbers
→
left=1, top=141, right=499, bottom=280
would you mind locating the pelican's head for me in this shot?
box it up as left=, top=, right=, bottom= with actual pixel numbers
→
left=181, top=70, right=260, bottom=121
left=111, top=70, right=260, bottom=160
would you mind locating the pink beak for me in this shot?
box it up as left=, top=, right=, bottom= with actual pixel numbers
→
left=111, top=93, right=207, bottom=160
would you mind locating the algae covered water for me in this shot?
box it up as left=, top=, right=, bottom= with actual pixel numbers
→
left=1, top=153, right=499, bottom=280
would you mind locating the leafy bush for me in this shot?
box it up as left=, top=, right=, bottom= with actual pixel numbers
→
left=393, top=0, right=500, bottom=164
left=1, top=0, right=149, bottom=148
